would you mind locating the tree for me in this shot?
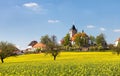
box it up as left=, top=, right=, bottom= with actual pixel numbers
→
left=96, top=33, right=107, bottom=48
left=40, top=35, right=52, bottom=46
left=49, top=35, right=60, bottom=60
left=62, top=34, right=71, bottom=46
left=81, top=32, right=89, bottom=46
left=73, top=33, right=83, bottom=46
left=89, top=35, right=96, bottom=45
left=0, top=41, right=17, bottom=63
left=108, top=44, right=114, bottom=50
left=73, top=32, right=89, bottom=47
left=41, top=35, right=60, bottom=60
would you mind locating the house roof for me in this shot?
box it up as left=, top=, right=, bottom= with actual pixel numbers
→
left=33, top=43, right=46, bottom=48
left=116, top=38, right=120, bottom=42
left=28, top=40, right=38, bottom=46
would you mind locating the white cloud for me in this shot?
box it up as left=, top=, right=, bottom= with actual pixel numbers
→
left=23, top=2, right=39, bottom=8
left=100, top=27, right=106, bottom=31
left=86, top=25, right=95, bottom=29
left=48, top=20, right=60, bottom=23
left=23, top=2, right=43, bottom=12
left=113, top=29, right=120, bottom=32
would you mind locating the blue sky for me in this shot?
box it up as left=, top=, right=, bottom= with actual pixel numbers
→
left=0, top=0, right=120, bottom=49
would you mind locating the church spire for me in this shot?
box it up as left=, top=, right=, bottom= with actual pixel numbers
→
left=82, top=30, right=84, bottom=33
left=69, top=24, right=77, bottom=38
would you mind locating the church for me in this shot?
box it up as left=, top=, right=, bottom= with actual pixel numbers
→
left=69, top=25, right=77, bottom=45
left=69, top=25, right=77, bottom=39
left=68, top=24, right=90, bottom=46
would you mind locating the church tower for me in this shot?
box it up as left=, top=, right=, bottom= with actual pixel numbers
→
left=69, top=25, right=77, bottom=38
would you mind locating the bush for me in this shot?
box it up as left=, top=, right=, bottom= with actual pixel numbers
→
left=98, top=46, right=104, bottom=51
left=89, top=46, right=98, bottom=51
left=113, top=47, right=120, bottom=55
left=24, top=51, right=35, bottom=54
left=89, top=46, right=95, bottom=51
left=35, top=48, right=41, bottom=53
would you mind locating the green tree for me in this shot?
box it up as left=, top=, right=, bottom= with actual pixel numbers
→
left=0, top=41, right=17, bottom=63
left=96, top=33, right=107, bottom=48
left=41, top=35, right=60, bottom=60
left=47, top=35, right=60, bottom=60
left=62, top=34, right=71, bottom=46
left=108, top=44, right=114, bottom=50
left=40, top=35, right=52, bottom=46
left=89, top=35, right=96, bottom=45
left=81, top=32, right=89, bottom=46
left=74, top=33, right=83, bottom=46
left=74, top=32, right=89, bottom=47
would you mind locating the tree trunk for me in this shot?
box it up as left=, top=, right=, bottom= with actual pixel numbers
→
left=117, top=52, right=119, bottom=56
left=1, top=57, right=4, bottom=63
left=54, top=55, right=56, bottom=60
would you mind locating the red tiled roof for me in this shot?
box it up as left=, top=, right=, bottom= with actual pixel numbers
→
left=33, top=43, right=46, bottom=48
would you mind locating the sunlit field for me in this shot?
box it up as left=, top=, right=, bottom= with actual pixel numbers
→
left=0, top=52, right=120, bottom=76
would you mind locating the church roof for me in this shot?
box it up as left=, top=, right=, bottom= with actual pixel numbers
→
left=70, top=25, right=77, bottom=31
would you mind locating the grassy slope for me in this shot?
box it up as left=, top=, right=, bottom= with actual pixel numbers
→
left=0, top=52, right=120, bottom=76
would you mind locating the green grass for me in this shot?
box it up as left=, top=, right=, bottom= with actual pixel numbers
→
left=0, top=52, right=120, bottom=76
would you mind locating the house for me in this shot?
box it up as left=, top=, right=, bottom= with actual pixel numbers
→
left=26, top=41, right=46, bottom=53
left=26, top=40, right=38, bottom=52
left=33, top=43, right=46, bottom=50
left=115, top=38, right=120, bottom=46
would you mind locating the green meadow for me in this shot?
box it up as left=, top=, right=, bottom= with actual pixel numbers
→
left=0, top=52, right=120, bottom=76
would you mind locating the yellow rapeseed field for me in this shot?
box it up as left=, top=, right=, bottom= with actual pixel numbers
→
left=0, top=52, right=120, bottom=76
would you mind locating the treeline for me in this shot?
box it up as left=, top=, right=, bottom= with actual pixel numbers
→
left=61, top=33, right=108, bottom=51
